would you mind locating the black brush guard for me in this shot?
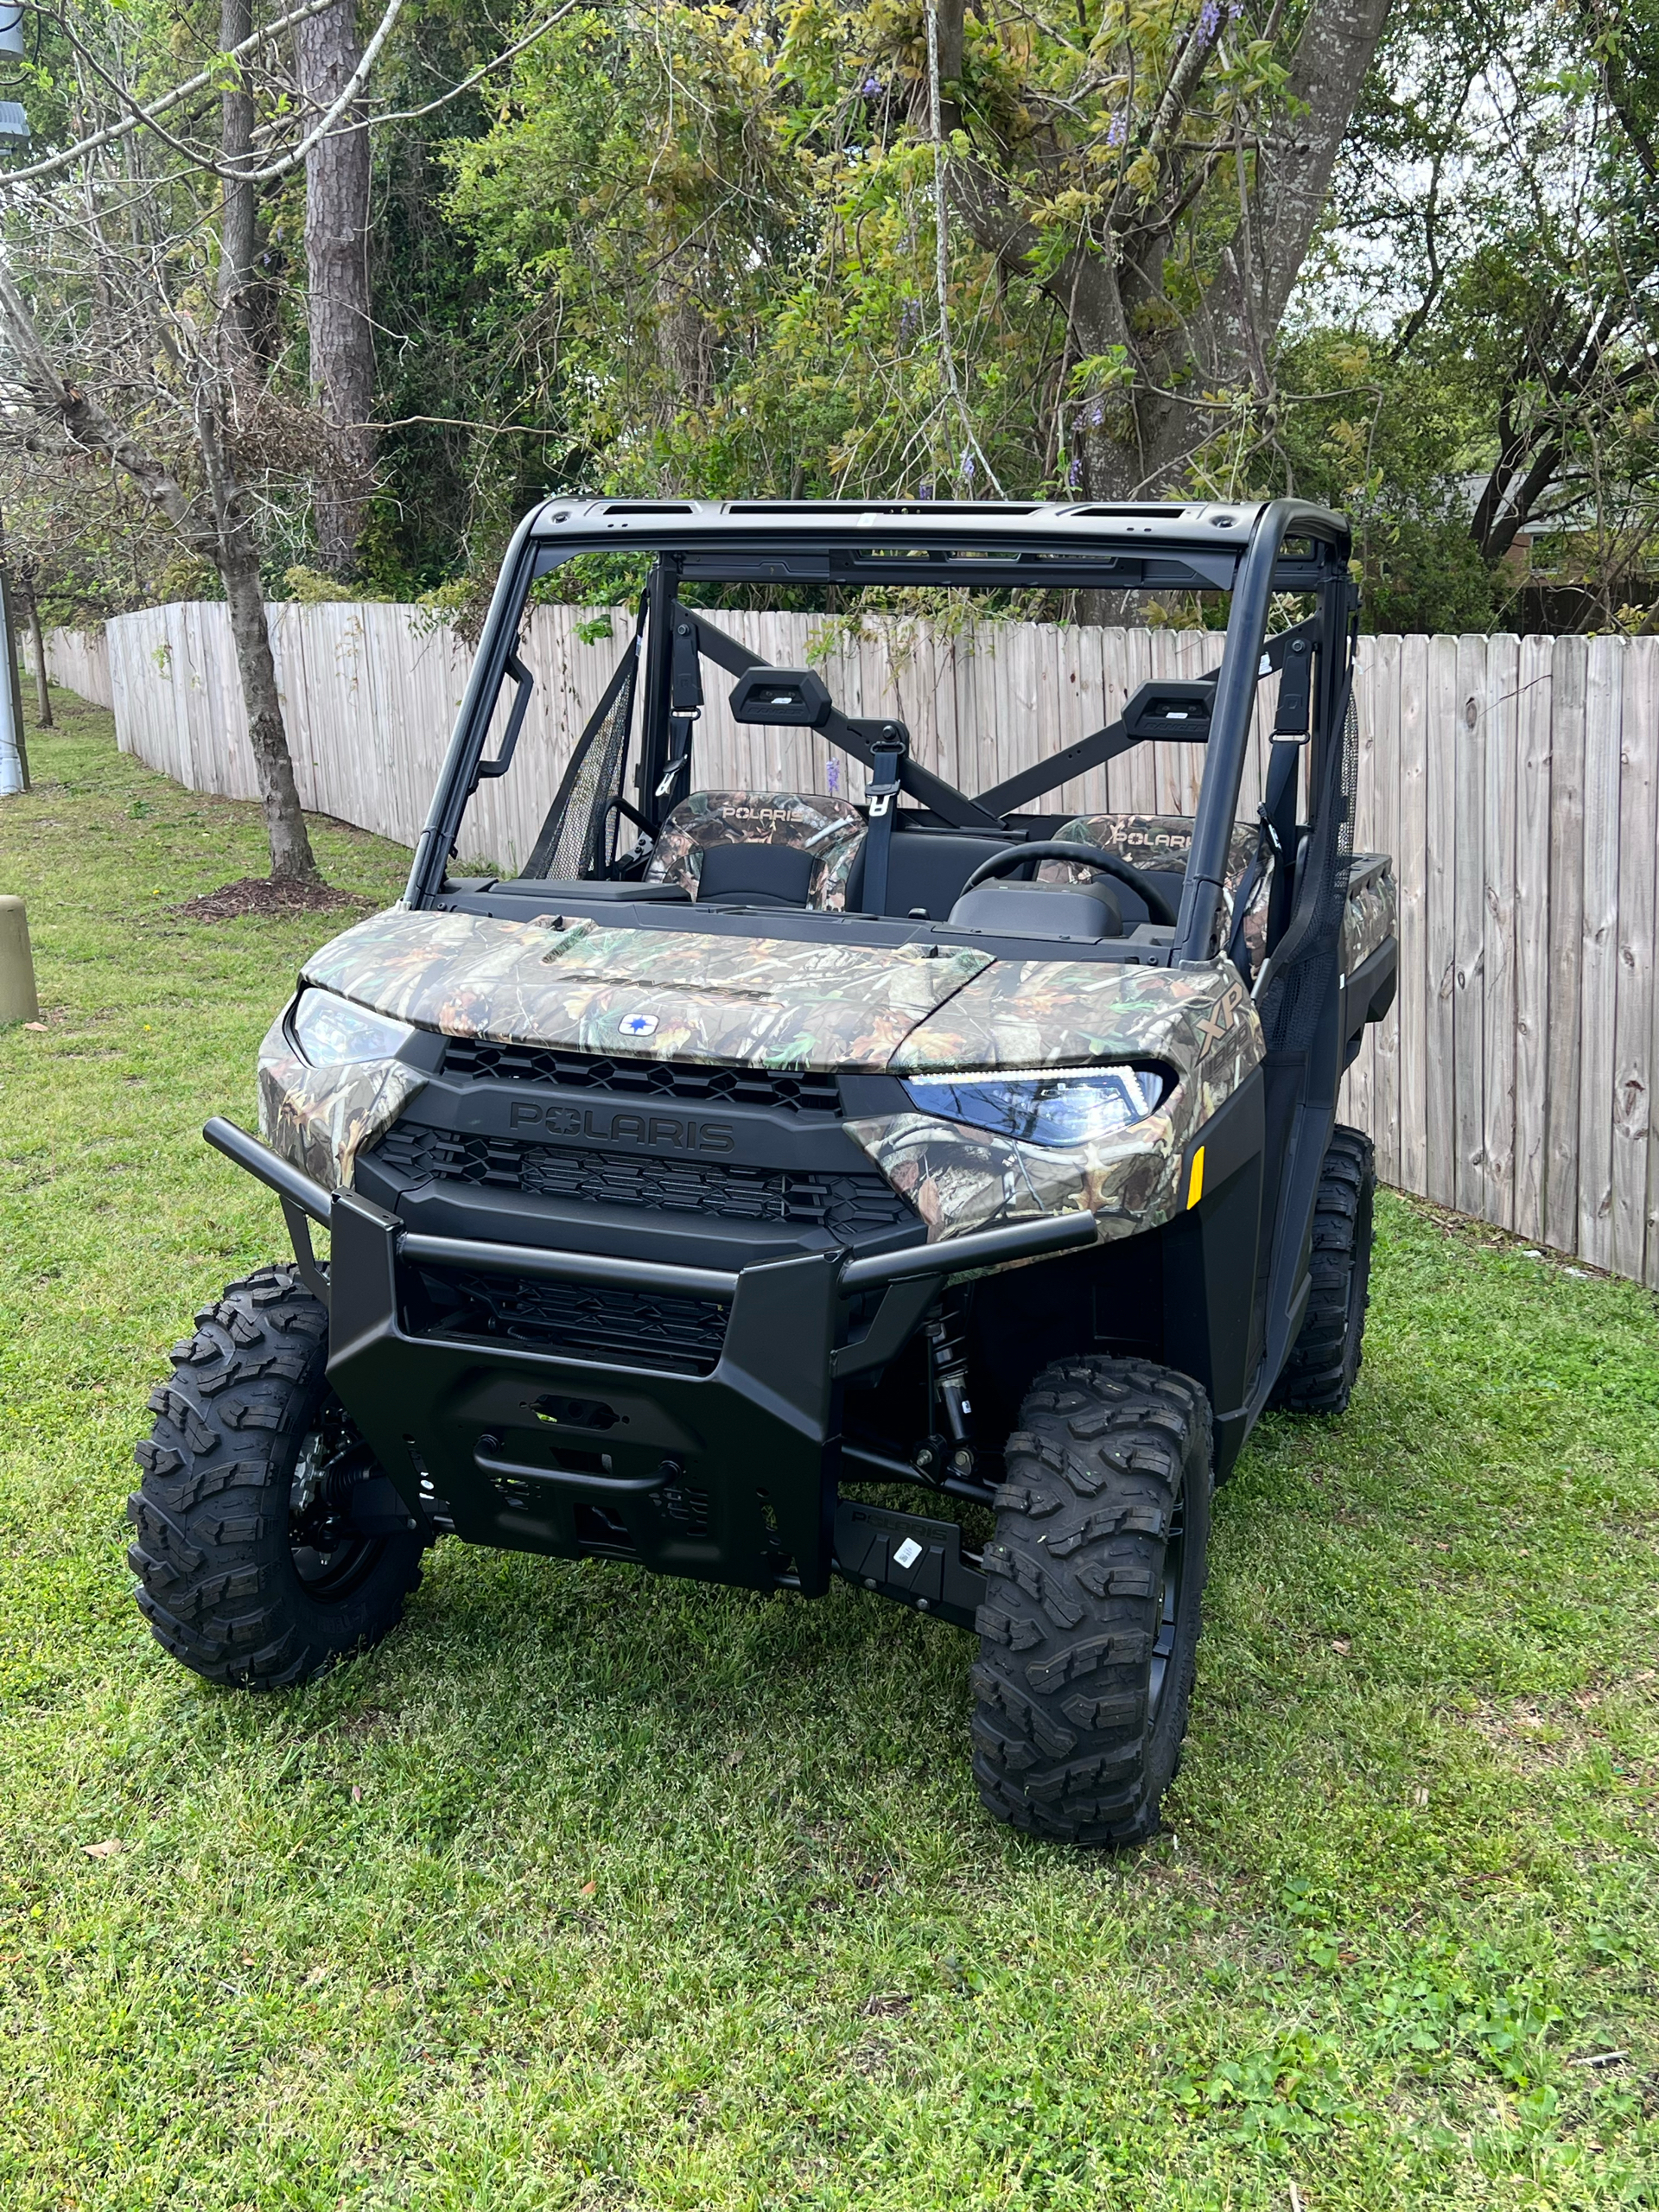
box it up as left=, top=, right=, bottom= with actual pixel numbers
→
left=206, top=1117, right=1094, bottom=1599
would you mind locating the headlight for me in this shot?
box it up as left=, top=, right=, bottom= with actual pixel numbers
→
left=901, top=1065, right=1166, bottom=1148
left=289, top=987, right=416, bottom=1067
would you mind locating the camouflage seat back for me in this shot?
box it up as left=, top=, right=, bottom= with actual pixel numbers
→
left=1043, top=812, right=1273, bottom=963
left=647, top=791, right=867, bottom=911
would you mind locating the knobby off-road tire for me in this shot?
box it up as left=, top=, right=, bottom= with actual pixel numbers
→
left=972, top=1357, right=1213, bottom=1848
left=129, top=1264, right=428, bottom=1688
left=1269, top=1122, right=1376, bottom=1415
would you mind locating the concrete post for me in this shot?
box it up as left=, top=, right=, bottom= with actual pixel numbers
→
left=0, top=897, right=40, bottom=1025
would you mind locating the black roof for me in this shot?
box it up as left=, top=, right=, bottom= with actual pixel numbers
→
left=524, top=497, right=1351, bottom=591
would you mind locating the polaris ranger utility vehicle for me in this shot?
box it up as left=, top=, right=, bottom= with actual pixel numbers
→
left=132, top=499, right=1396, bottom=1847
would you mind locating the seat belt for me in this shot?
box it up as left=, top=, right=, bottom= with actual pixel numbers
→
left=655, top=608, right=703, bottom=804
left=861, top=728, right=907, bottom=916
left=1227, top=626, right=1314, bottom=964
left=1228, top=739, right=1299, bottom=976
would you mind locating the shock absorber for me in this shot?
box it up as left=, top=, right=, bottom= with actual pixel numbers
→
left=925, top=1299, right=976, bottom=1478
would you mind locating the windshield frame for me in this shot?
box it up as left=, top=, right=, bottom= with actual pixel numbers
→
left=405, top=499, right=1355, bottom=965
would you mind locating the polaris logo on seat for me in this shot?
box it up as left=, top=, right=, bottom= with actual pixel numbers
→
left=506, top=1100, right=735, bottom=1153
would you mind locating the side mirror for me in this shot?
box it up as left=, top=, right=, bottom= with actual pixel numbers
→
left=729, top=667, right=833, bottom=728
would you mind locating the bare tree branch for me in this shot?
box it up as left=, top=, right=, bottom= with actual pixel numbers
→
left=2, top=0, right=340, bottom=188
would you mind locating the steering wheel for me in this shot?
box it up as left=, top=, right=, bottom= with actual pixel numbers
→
left=961, top=840, right=1180, bottom=927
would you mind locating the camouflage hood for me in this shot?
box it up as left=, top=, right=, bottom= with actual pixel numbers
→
left=297, top=906, right=994, bottom=1068
left=260, top=905, right=1267, bottom=1232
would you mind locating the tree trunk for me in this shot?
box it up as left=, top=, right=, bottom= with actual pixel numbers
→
left=214, top=0, right=314, bottom=877
left=198, top=385, right=319, bottom=881
left=218, top=0, right=257, bottom=365
left=19, top=575, right=52, bottom=727
left=219, top=519, right=318, bottom=880
left=0, top=257, right=318, bottom=882
left=931, top=0, right=1394, bottom=505
left=658, top=287, right=714, bottom=415
left=297, top=0, right=376, bottom=576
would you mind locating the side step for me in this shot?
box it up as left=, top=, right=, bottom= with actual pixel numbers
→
left=832, top=1500, right=985, bottom=1629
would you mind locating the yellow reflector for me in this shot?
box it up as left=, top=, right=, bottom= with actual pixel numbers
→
left=1186, top=1145, right=1205, bottom=1209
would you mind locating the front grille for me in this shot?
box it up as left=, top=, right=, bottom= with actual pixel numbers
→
left=442, top=1039, right=842, bottom=1117
left=374, top=1125, right=912, bottom=1242
left=410, top=1266, right=730, bottom=1375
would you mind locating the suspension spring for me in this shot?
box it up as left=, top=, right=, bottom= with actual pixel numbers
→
left=925, top=1298, right=975, bottom=1472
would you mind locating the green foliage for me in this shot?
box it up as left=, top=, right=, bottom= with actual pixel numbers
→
left=356, top=0, right=1657, bottom=629
left=1261, top=331, right=1504, bottom=635
left=8, top=0, right=1654, bottom=627
left=1, top=694, right=1657, bottom=2203
left=1284, top=0, right=1659, bottom=629
left=424, top=0, right=1347, bottom=520
left=282, top=565, right=395, bottom=606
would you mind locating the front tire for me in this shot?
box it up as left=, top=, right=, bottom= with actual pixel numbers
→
left=129, top=1264, right=429, bottom=1689
left=972, top=1357, right=1212, bottom=1848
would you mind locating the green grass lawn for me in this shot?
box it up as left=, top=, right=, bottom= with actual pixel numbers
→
left=2, top=691, right=1656, bottom=2210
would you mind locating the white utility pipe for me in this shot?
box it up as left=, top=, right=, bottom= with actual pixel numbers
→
left=0, top=632, right=22, bottom=794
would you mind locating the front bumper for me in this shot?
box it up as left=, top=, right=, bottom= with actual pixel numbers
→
left=205, top=1118, right=1094, bottom=1597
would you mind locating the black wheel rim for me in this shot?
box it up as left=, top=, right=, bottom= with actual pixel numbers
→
left=1147, top=1477, right=1186, bottom=1717
left=288, top=1402, right=385, bottom=1601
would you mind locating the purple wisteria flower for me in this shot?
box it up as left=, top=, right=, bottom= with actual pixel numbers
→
left=1197, top=0, right=1222, bottom=37
left=918, top=479, right=935, bottom=499
left=861, top=75, right=883, bottom=97
left=1068, top=454, right=1083, bottom=487
left=1106, top=111, right=1127, bottom=147
left=962, top=450, right=976, bottom=480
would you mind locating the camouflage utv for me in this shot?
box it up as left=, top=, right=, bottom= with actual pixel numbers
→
left=132, top=500, right=1396, bottom=1847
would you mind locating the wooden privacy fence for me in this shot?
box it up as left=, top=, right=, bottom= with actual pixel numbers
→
left=86, top=600, right=1297, bottom=846
left=48, top=602, right=1659, bottom=1293
left=42, top=626, right=112, bottom=709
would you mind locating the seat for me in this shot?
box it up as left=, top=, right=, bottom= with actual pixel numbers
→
left=842, top=828, right=1019, bottom=920
left=646, top=791, right=866, bottom=910
left=1042, top=812, right=1274, bottom=962
left=695, top=841, right=817, bottom=907
left=948, top=875, right=1125, bottom=940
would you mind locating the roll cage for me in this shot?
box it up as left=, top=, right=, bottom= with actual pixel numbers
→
left=407, top=499, right=1357, bottom=969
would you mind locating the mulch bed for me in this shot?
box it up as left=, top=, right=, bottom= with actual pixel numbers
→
left=170, top=877, right=373, bottom=922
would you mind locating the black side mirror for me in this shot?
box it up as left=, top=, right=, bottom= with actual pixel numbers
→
left=729, top=668, right=833, bottom=728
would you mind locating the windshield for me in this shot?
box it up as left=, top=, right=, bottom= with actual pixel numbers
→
left=448, top=582, right=1271, bottom=885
